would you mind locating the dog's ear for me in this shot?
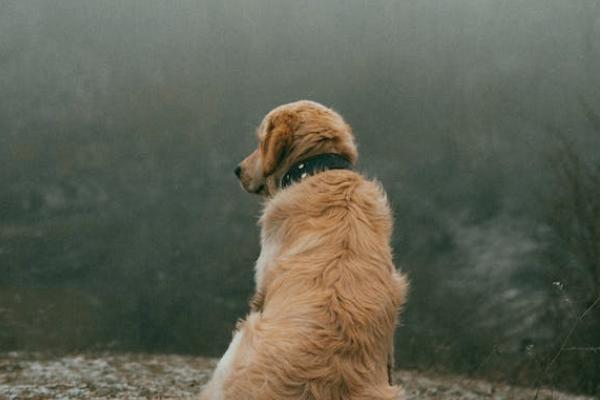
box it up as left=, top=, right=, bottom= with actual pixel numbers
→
left=261, top=111, right=296, bottom=176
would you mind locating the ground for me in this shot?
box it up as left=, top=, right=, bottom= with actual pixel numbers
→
left=0, top=352, right=592, bottom=400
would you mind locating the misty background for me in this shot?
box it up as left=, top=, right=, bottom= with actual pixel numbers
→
left=1, top=0, right=599, bottom=395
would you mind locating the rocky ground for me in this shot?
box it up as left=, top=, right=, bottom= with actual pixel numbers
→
left=0, top=352, right=593, bottom=400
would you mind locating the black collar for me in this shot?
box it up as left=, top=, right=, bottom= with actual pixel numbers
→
left=280, top=153, right=353, bottom=189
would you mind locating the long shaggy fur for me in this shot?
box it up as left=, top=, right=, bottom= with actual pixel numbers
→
left=200, top=101, right=409, bottom=400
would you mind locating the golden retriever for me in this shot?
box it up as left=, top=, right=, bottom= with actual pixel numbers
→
left=200, top=100, right=409, bottom=400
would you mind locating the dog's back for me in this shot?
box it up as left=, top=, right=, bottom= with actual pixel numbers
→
left=214, top=170, right=408, bottom=400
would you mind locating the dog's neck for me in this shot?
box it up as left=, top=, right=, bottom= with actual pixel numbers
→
left=279, top=153, right=353, bottom=189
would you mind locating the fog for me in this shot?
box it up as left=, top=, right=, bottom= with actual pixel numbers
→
left=1, top=0, right=599, bottom=394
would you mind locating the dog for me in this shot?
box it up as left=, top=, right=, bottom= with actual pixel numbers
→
left=200, top=100, right=408, bottom=400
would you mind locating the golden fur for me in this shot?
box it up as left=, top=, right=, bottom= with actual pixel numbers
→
left=200, top=100, right=409, bottom=400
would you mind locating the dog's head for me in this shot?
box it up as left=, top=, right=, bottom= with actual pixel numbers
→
left=235, top=100, right=358, bottom=197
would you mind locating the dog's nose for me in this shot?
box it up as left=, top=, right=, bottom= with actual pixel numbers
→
left=234, top=165, right=242, bottom=178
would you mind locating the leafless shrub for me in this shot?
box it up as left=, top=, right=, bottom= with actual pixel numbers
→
left=539, top=122, right=600, bottom=394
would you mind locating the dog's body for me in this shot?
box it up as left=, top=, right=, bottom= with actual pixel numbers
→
left=200, top=101, right=408, bottom=400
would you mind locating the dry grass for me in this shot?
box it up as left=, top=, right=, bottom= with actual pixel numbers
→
left=0, top=352, right=593, bottom=400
